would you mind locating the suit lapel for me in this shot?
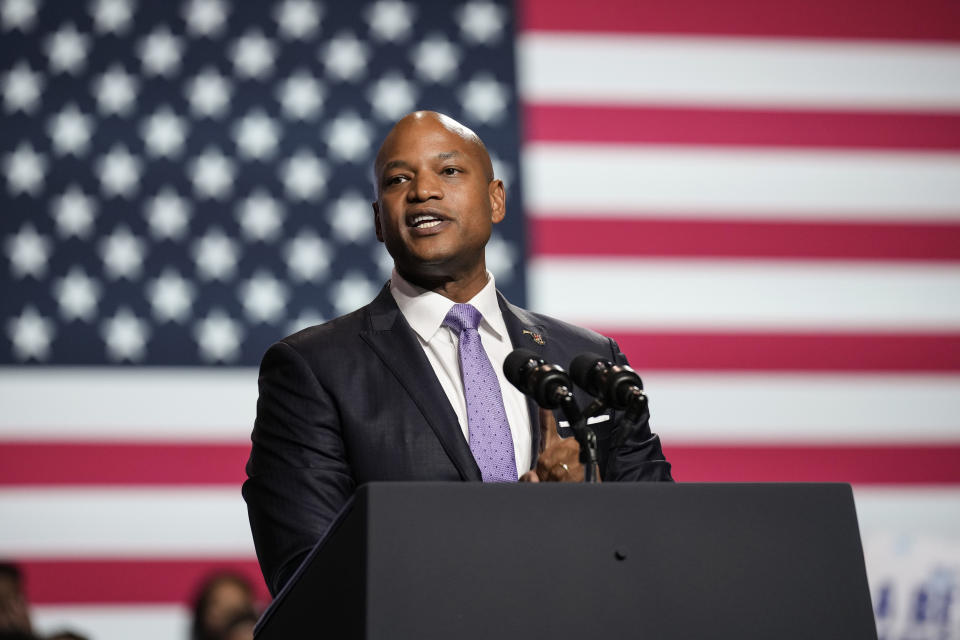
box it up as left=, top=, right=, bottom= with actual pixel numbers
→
left=498, top=293, right=551, bottom=468
left=361, top=286, right=481, bottom=481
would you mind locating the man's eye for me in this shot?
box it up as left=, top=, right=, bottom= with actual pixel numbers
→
left=386, top=175, right=408, bottom=185
left=442, top=167, right=461, bottom=175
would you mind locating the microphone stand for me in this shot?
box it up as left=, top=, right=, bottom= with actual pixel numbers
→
left=557, top=390, right=599, bottom=484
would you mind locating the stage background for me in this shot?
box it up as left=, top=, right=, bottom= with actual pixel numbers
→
left=1, top=0, right=959, bottom=638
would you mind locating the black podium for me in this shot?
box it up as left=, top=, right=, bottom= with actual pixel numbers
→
left=255, top=483, right=877, bottom=639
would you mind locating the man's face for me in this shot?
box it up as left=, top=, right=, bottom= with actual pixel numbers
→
left=373, top=116, right=504, bottom=281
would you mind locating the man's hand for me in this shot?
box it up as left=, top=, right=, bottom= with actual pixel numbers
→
left=519, top=408, right=584, bottom=482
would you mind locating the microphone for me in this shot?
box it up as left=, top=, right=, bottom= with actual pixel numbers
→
left=503, top=348, right=575, bottom=410
left=504, top=348, right=596, bottom=482
left=569, top=353, right=647, bottom=410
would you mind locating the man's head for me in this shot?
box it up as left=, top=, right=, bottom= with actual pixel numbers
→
left=372, top=111, right=504, bottom=291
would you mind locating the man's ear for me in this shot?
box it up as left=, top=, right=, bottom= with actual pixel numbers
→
left=373, top=201, right=384, bottom=242
left=489, top=179, right=505, bottom=224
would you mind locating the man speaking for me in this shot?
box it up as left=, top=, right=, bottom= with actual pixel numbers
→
left=243, top=111, right=672, bottom=596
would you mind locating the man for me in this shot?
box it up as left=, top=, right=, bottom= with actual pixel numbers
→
left=243, top=111, right=672, bottom=596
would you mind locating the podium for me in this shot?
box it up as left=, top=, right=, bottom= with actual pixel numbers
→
left=255, top=483, right=877, bottom=639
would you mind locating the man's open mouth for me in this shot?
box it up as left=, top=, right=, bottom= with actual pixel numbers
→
left=408, top=214, right=445, bottom=229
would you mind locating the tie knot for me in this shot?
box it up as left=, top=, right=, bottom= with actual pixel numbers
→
left=443, top=303, right=482, bottom=334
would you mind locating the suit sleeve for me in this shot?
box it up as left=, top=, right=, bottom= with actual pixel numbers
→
left=604, top=338, right=674, bottom=482
left=242, top=340, right=356, bottom=596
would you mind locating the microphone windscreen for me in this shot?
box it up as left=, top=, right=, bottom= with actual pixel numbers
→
left=503, top=348, right=540, bottom=389
left=569, top=352, right=608, bottom=392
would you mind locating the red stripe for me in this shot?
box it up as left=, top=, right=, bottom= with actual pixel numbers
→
left=0, top=412, right=960, bottom=486
left=524, top=104, right=960, bottom=150
left=603, top=331, right=960, bottom=371
left=0, top=442, right=249, bottom=486
left=520, top=0, right=960, bottom=41
left=531, top=217, right=960, bottom=261
left=667, top=444, right=960, bottom=483
left=15, top=558, right=269, bottom=605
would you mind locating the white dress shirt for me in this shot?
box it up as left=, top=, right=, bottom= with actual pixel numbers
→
left=389, top=269, right=533, bottom=477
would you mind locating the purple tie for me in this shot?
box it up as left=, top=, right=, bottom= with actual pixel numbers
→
left=443, top=303, right=517, bottom=482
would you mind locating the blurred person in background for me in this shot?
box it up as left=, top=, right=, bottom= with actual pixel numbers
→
left=189, top=572, right=257, bottom=640
left=0, top=563, right=33, bottom=639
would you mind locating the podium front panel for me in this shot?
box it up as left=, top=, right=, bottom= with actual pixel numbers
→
left=257, top=483, right=877, bottom=639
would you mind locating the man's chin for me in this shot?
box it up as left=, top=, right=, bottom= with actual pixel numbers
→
left=396, top=253, right=481, bottom=282
left=397, top=257, right=455, bottom=280
left=397, top=247, right=456, bottom=269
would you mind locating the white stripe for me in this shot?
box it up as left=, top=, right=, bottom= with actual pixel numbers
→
left=530, top=259, right=960, bottom=330
left=0, top=367, right=257, bottom=440
left=520, top=33, right=960, bottom=110
left=854, top=487, right=960, bottom=539
left=12, top=368, right=954, bottom=447
left=33, top=605, right=188, bottom=640
left=643, top=373, right=960, bottom=442
left=523, top=145, right=960, bottom=219
left=2, top=367, right=958, bottom=444
left=0, top=488, right=255, bottom=555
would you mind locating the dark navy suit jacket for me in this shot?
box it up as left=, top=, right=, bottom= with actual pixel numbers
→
left=243, top=285, right=672, bottom=595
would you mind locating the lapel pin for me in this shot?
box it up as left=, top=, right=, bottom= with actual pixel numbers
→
left=522, top=329, right=545, bottom=345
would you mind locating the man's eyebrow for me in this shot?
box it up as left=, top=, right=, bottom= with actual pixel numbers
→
left=381, top=159, right=412, bottom=173
left=380, top=152, right=463, bottom=174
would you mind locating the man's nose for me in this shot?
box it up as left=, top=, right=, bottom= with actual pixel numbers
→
left=408, top=173, right=442, bottom=201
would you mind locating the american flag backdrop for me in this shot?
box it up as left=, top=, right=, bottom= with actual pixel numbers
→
left=1, top=0, right=959, bottom=638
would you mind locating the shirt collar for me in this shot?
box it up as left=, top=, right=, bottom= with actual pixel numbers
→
left=389, top=268, right=507, bottom=343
